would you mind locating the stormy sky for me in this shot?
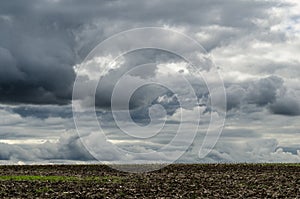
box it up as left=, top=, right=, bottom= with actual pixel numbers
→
left=0, top=0, right=300, bottom=164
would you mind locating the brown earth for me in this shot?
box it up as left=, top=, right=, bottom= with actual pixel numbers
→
left=0, top=164, right=299, bottom=198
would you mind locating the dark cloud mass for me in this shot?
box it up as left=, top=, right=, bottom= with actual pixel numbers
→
left=11, top=105, right=73, bottom=119
left=225, top=76, right=300, bottom=116
left=270, top=97, right=300, bottom=116
left=245, top=76, right=283, bottom=106
left=0, top=0, right=279, bottom=105
left=0, top=0, right=300, bottom=164
left=0, top=0, right=78, bottom=104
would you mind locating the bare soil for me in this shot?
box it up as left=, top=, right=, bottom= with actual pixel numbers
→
left=0, top=164, right=299, bottom=198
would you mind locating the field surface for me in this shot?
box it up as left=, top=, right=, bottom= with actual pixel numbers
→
left=0, top=164, right=299, bottom=198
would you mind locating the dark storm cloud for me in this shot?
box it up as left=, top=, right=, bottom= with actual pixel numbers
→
left=245, top=76, right=283, bottom=106
left=223, top=75, right=300, bottom=117
left=0, top=0, right=299, bottom=164
left=95, top=49, right=181, bottom=109
left=270, top=97, right=300, bottom=116
left=0, top=0, right=274, bottom=27
left=225, top=76, right=286, bottom=111
left=0, top=0, right=280, bottom=105
left=0, top=3, right=76, bottom=104
left=0, top=0, right=89, bottom=105
left=11, top=105, right=73, bottom=119
left=226, top=85, right=246, bottom=110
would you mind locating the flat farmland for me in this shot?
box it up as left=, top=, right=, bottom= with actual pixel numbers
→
left=0, top=164, right=299, bottom=198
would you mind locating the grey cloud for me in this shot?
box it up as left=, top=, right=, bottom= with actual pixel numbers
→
left=0, top=47, right=23, bottom=83
left=95, top=49, right=180, bottom=109
left=0, top=0, right=299, bottom=164
left=225, top=76, right=288, bottom=113
left=245, top=76, right=283, bottom=106
left=11, top=105, right=73, bottom=119
left=2, top=128, right=300, bottom=164
left=270, top=96, right=300, bottom=116
left=220, top=128, right=260, bottom=138
left=279, top=146, right=300, bottom=155
left=0, top=1, right=77, bottom=105
left=0, top=0, right=281, bottom=105
left=0, top=0, right=273, bottom=27
left=0, top=132, right=94, bottom=161
left=0, top=31, right=75, bottom=104
left=224, top=75, right=300, bottom=116
left=0, top=106, right=300, bottom=164
left=80, top=53, right=187, bottom=112
left=226, top=84, right=246, bottom=110
left=185, top=138, right=300, bottom=163
left=0, top=143, right=33, bottom=160
left=40, top=133, right=94, bottom=161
